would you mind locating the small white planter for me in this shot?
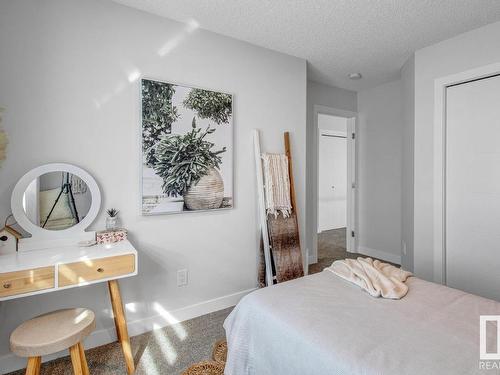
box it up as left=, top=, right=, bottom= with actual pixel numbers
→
left=106, top=216, right=118, bottom=230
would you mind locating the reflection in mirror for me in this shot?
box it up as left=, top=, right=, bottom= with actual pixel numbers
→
left=22, top=172, right=92, bottom=231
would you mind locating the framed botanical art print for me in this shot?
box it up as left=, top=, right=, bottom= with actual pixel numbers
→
left=141, top=78, right=233, bottom=215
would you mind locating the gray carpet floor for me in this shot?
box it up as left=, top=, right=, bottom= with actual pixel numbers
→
left=309, top=227, right=351, bottom=274
left=7, top=307, right=232, bottom=375
left=308, top=228, right=397, bottom=274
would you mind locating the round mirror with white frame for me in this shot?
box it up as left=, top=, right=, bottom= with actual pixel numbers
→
left=11, top=163, right=101, bottom=250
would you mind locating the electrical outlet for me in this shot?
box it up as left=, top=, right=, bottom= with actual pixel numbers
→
left=402, top=241, right=407, bottom=255
left=177, top=269, right=188, bottom=287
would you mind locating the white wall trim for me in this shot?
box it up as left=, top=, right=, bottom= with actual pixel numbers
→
left=433, top=62, right=500, bottom=285
left=314, top=105, right=357, bottom=119
left=357, top=246, right=401, bottom=265
left=311, top=105, right=358, bottom=264
left=0, top=287, right=255, bottom=374
left=307, top=252, right=316, bottom=266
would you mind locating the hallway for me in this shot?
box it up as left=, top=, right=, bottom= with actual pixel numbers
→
left=309, top=228, right=398, bottom=274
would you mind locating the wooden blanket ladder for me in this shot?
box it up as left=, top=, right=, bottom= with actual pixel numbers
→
left=253, top=130, right=304, bottom=287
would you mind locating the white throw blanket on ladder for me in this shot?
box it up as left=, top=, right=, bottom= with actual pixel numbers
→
left=261, top=153, right=292, bottom=218
left=327, top=257, right=413, bottom=299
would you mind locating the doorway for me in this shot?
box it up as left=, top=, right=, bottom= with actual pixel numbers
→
left=310, top=110, right=356, bottom=273
left=318, top=117, right=348, bottom=232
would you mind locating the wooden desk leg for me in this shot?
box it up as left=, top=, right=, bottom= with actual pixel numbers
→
left=108, top=280, right=135, bottom=374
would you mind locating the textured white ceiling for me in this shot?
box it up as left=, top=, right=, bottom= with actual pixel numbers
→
left=112, top=0, right=500, bottom=91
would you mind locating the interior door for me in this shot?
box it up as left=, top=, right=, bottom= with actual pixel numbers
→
left=318, top=134, right=347, bottom=231
left=446, top=74, right=500, bottom=301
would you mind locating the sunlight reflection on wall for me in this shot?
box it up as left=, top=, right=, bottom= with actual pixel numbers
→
left=93, top=19, right=199, bottom=110
left=158, top=19, right=199, bottom=57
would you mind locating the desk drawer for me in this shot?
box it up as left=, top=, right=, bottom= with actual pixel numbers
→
left=58, top=254, right=135, bottom=287
left=0, top=267, right=55, bottom=298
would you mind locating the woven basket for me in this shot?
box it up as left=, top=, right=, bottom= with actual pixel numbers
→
left=184, top=167, right=224, bottom=210
left=212, top=339, right=227, bottom=363
left=182, top=360, right=225, bottom=375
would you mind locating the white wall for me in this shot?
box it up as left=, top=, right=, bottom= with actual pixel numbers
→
left=400, top=55, right=415, bottom=271
left=0, top=0, right=307, bottom=371
left=413, top=20, right=500, bottom=281
left=357, top=80, right=403, bottom=264
left=306, top=81, right=357, bottom=263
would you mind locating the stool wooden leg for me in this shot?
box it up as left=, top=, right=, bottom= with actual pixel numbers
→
left=78, top=342, right=90, bottom=375
left=34, top=357, right=41, bottom=375
left=108, top=279, right=135, bottom=374
left=25, top=357, right=40, bottom=375
left=69, top=344, right=83, bottom=375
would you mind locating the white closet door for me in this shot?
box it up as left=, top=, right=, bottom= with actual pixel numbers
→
left=446, top=74, right=500, bottom=301
left=318, top=135, right=347, bottom=231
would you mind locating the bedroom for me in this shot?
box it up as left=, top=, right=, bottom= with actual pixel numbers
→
left=1, top=0, right=500, bottom=374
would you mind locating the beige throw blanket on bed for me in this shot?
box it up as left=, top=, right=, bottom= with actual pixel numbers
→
left=327, top=257, right=413, bottom=299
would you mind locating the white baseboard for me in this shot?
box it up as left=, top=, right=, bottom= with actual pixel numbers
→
left=356, top=246, right=401, bottom=265
left=305, top=248, right=313, bottom=265
left=308, top=254, right=317, bottom=265
left=307, top=247, right=318, bottom=266
left=0, top=287, right=256, bottom=374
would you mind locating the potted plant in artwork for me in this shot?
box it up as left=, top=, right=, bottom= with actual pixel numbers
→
left=106, top=208, right=119, bottom=230
left=153, top=118, right=226, bottom=210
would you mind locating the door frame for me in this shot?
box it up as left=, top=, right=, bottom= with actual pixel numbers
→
left=312, top=105, right=357, bottom=263
left=433, top=62, right=500, bottom=284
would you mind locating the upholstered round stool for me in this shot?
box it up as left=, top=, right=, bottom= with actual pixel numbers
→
left=10, top=308, right=95, bottom=375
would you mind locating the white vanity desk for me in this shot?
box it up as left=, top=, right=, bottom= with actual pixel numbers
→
left=2, top=163, right=138, bottom=374
left=0, top=240, right=137, bottom=300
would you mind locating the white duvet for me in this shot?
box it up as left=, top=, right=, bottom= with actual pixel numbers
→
left=224, top=270, right=500, bottom=375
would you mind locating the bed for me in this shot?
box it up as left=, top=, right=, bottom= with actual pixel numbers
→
left=224, top=269, right=500, bottom=375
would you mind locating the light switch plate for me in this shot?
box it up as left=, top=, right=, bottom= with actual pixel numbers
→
left=177, top=269, right=188, bottom=287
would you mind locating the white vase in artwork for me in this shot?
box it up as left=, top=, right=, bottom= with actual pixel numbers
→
left=183, top=167, right=224, bottom=210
